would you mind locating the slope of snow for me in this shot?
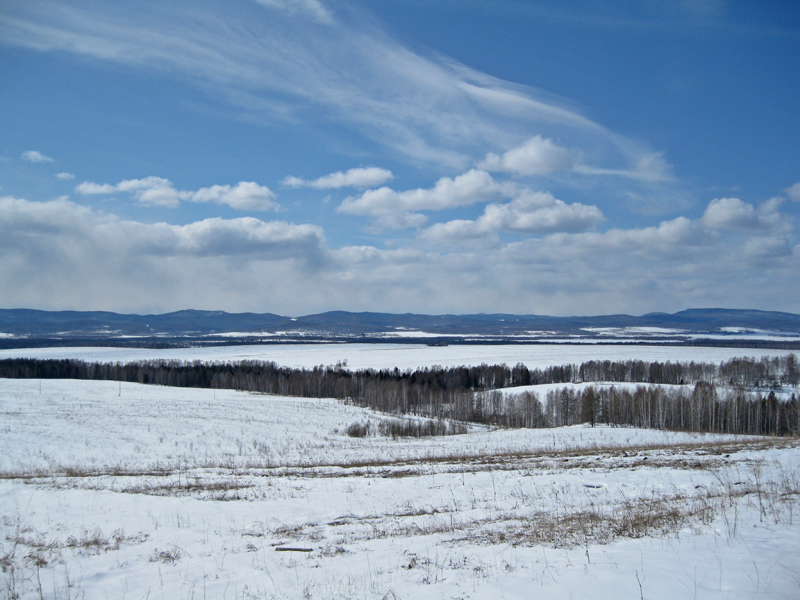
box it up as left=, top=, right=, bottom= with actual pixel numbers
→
left=1, top=378, right=799, bottom=599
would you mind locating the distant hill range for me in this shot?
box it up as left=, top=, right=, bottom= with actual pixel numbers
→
left=1, top=308, right=799, bottom=349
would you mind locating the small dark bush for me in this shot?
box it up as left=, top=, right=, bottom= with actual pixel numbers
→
left=345, top=418, right=468, bottom=438
left=345, top=421, right=371, bottom=438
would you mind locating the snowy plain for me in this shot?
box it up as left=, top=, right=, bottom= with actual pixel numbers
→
left=1, top=344, right=799, bottom=599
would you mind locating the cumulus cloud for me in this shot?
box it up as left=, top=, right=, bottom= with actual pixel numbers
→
left=701, top=197, right=786, bottom=232
left=283, top=167, right=393, bottom=189
left=191, top=182, right=279, bottom=211
left=478, top=136, right=573, bottom=176
left=590, top=216, right=706, bottom=251
left=481, top=191, right=604, bottom=233
left=55, top=172, right=75, bottom=180
left=420, top=190, right=604, bottom=244
left=75, top=182, right=117, bottom=195
left=338, top=169, right=511, bottom=222
left=0, top=196, right=317, bottom=257
left=21, top=150, right=54, bottom=163
left=75, top=178, right=279, bottom=211
left=0, top=195, right=93, bottom=238
left=116, top=176, right=185, bottom=208
left=161, top=217, right=324, bottom=257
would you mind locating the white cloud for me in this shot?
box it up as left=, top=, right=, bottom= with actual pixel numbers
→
left=0, top=196, right=317, bottom=257
left=478, top=136, right=573, bottom=176
left=786, top=181, right=800, bottom=202
left=417, top=219, right=495, bottom=245
left=283, top=167, right=393, bottom=189
left=165, top=217, right=323, bottom=257
left=55, top=172, right=75, bottom=180
left=21, top=150, right=54, bottom=163
left=338, top=169, right=511, bottom=220
left=420, top=190, right=604, bottom=244
left=482, top=191, right=604, bottom=233
left=75, top=177, right=279, bottom=211
left=701, top=197, right=755, bottom=229
left=75, top=182, right=117, bottom=195
left=701, top=197, right=786, bottom=232
left=190, top=182, right=279, bottom=211
left=592, top=216, right=706, bottom=251
left=116, top=176, right=185, bottom=208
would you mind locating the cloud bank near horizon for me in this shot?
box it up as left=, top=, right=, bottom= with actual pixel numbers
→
left=1, top=193, right=795, bottom=315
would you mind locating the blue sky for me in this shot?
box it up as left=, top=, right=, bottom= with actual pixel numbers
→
left=1, top=0, right=799, bottom=316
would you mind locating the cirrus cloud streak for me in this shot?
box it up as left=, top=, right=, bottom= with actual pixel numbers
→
left=0, top=0, right=661, bottom=177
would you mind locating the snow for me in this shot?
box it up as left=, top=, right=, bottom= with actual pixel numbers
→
left=689, top=333, right=800, bottom=342
left=1, top=343, right=797, bottom=371
left=579, top=326, right=800, bottom=342
left=581, top=326, right=687, bottom=336
left=2, top=376, right=799, bottom=599
left=209, top=331, right=280, bottom=338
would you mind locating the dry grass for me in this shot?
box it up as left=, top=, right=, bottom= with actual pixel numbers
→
left=2, top=436, right=795, bottom=490
left=212, top=450, right=800, bottom=557
left=3, top=437, right=795, bottom=500
left=3, top=434, right=798, bottom=599
left=257, top=463, right=800, bottom=552
left=1, top=523, right=149, bottom=600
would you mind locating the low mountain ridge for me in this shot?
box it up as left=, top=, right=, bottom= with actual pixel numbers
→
left=1, top=308, right=799, bottom=348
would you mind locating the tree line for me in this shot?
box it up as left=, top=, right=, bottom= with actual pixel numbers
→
left=0, top=355, right=797, bottom=436
left=475, top=383, right=798, bottom=436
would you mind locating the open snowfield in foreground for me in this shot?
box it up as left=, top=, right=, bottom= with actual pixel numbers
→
left=2, top=378, right=799, bottom=599
left=1, top=343, right=796, bottom=371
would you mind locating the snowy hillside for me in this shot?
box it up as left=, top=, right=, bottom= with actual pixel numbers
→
left=1, top=378, right=798, bottom=599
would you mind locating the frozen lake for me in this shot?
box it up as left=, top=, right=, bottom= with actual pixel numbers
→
left=1, top=342, right=796, bottom=370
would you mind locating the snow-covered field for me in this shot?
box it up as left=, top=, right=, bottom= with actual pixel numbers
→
left=2, top=376, right=799, bottom=599
left=1, top=343, right=796, bottom=371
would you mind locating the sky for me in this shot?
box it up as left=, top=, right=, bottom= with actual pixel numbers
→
left=1, top=0, right=799, bottom=317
